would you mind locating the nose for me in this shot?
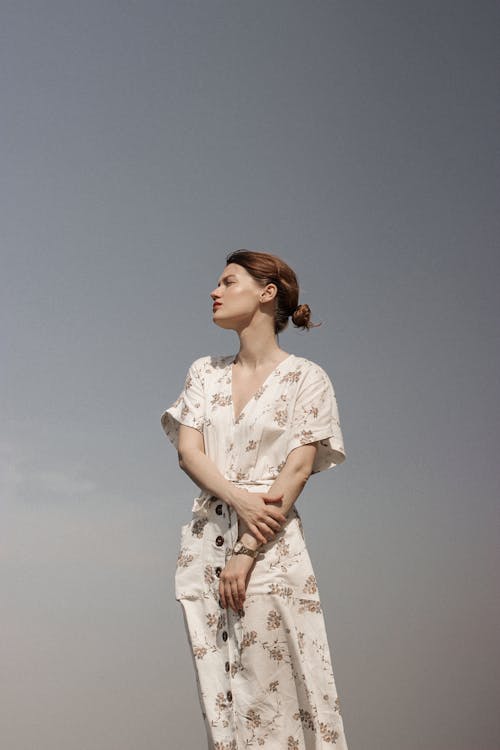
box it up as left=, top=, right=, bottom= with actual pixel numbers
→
left=210, top=288, right=221, bottom=301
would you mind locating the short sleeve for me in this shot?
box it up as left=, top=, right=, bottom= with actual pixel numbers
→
left=287, top=363, right=346, bottom=473
left=160, top=358, right=206, bottom=449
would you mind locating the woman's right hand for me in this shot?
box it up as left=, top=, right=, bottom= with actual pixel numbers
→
left=230, top=488, right=288, bottom=544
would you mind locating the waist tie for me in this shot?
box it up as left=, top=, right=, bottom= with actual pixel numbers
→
left=192, top=478, right=275, bottom=514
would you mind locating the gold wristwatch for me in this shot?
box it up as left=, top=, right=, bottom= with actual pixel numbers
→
left=232, top=540, right=259, bottom=559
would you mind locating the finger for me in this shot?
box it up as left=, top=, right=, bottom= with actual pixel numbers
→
left=263, top=494, right=284, bottom=504
left=263, top=516, right=283, bottom=532
left=267, top=508, right=288, bottom=524
left=250, top=523, right=268, bottom=545
left=231, top=582, right=241, bottom=612
left=257, top=520, right=277, bottom=540
left=236, top=575, right=246, bottom=607
left=226, top=581, right=237, bottom=613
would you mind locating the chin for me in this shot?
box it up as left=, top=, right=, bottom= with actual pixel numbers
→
left=212, top=308, right=247, bottom=331
left=213, top=318, right=236, bottom=331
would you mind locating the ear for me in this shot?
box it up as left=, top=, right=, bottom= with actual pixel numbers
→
left=260, top=283, right=278, bottom=303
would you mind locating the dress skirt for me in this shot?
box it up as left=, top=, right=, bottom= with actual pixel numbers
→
left=175, top=487, right=349, bottom=749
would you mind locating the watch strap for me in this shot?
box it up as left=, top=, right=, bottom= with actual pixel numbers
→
left=232, top=541, right=259, bottom=558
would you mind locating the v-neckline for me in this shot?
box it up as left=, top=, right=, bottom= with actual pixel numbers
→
left=228, top=353, right=294, bottom=424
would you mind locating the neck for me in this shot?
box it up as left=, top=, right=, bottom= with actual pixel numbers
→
left=233, top=327, right=285, bottom=369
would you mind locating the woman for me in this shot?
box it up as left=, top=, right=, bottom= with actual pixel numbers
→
left=161, top=249, right=349, bottom=749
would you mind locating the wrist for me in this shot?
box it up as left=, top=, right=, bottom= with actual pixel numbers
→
left=239, top=530, right=261, bottom=551
left=232, top=539, right=259, bottom=559
left=225, top=484, right=244, bottom=510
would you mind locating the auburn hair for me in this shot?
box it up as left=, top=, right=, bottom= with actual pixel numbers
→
left=225, top=249, right=320, bottom=334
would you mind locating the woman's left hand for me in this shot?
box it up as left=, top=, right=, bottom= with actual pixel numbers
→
left=219, top=553, right=255, bottom=613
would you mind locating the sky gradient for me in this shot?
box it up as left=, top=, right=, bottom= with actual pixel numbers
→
left=1, top=2, right=499, bottom=748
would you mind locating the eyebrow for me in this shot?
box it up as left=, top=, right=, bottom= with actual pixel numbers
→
left=217, top=273, right=237, bottom=284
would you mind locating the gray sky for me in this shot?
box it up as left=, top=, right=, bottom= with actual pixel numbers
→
left=1, top=1, right=499, bottom=748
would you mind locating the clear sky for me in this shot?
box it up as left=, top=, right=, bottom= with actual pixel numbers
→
left=1, top=2, right=499, bottom=748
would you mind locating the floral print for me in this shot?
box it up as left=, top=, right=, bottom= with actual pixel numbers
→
left=161, top=353, right=348, bottom=748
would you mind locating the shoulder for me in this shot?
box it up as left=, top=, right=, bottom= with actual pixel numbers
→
left=187, top=353, right=233, bottom=375
left=291, top=355, right=333, bottom=385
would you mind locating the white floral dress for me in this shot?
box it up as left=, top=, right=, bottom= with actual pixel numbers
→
left=161, top=353, right=349, bottom=749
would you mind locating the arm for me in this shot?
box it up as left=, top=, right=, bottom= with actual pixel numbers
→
left=219, top=442, right=318, bottom=613
left=238, top=442, right=318, bottom=550
left=177, top=423, right=287, bottom=544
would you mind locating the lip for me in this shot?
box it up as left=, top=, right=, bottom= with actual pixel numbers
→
left=212, top=302, right=222, bottom=310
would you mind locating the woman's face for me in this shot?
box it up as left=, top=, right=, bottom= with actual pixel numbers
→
left=210, top=263, right=267, bottom=330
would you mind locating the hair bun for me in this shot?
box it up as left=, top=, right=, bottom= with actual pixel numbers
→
left=291, top=303, right=318, bottom=330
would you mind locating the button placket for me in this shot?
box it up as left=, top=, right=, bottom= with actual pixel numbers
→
left=223, top=605, right=242, bottom=721
left=210, top=500, right=229, bottom=616
left=210, top=500, right=237, bottom=725
left=227, top=505, right=239, bottom=548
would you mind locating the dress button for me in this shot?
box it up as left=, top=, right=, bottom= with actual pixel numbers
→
left=226, top=690, right=233, bottom=702
left=222, top=630, right=228, bottom=641
left=225, top=661, right=230, bottom=672
left=215, top=504, right=223, bottom=515
left=215, top=566, right=222, bottom=577
left=215, top=535, right=224, bottom=547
